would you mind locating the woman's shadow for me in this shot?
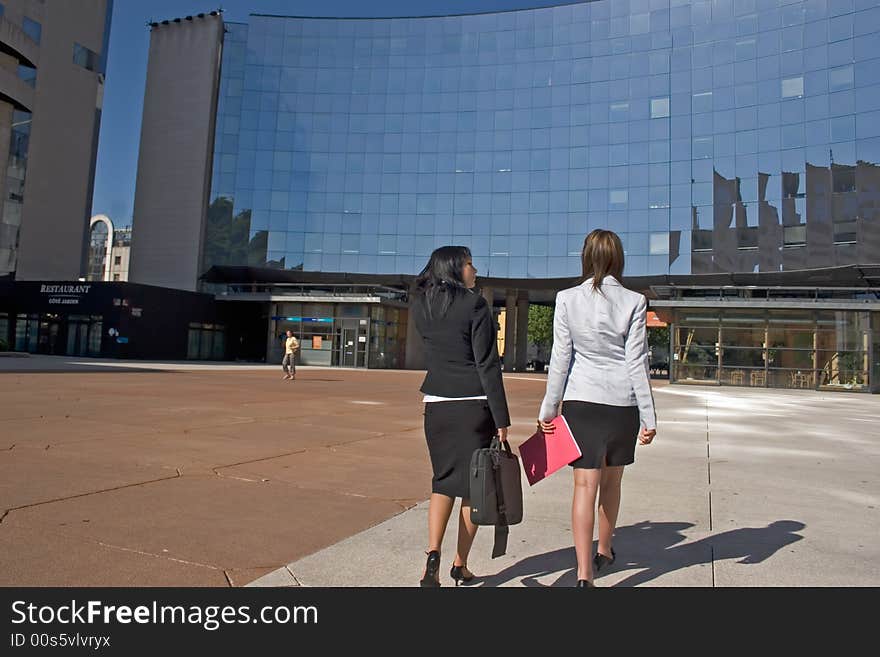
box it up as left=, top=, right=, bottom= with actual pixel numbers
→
left=473, top=519, right=805, bottom=587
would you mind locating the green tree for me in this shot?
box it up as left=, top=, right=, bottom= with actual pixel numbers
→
left=203, top=196, right=251, bottom=270
left=648, top=326, right=669, bottom=354
left=528, top=304, right=554, bottom=360
left=247, top=229, right=268, bottom=267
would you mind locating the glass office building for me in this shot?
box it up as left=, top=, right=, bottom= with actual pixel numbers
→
left=205, top=0, right=880, bottom=281
left=121, top=2, right=879, bottom=385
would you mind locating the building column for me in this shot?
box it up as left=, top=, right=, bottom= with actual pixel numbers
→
left=503, top=289, right=517, bottom=371
left=404, top=284, right=425, bottom=370
left=516, top=293, right=529, bottom=372
left=871, top=314, right=879, bottom=393
left=482, top=286, right=503, bottom=364
left=266, top=302, right=279, bottom=364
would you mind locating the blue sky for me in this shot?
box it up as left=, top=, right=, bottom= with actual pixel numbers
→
left=91, top=0, right=573, bottom=226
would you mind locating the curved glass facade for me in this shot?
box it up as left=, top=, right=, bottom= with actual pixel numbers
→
left=205, top=0, right=880, bottom=279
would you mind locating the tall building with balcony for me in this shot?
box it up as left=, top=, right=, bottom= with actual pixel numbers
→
left=0, top=0, right=113, bottom=280
left=128, top=2, right=879, bottom=388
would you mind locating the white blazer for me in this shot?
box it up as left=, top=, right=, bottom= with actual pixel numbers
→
left=538, top=276, right=657, bottom=430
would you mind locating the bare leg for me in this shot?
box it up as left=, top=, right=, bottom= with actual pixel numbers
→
left=427, top=493, right=455, bottom=553
left=454, top=498, right=478, bottom=575
left=572, top=468, right=602, bottom=581
left=423, top=493, right=455, bottom=583
left=597, top=465, right=625, bottom=558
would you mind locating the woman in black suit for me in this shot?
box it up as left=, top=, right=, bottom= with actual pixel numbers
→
left=412, top=246, right=510, bottom=587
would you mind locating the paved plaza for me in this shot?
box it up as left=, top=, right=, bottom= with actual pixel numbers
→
left=1, top=355, right=878, bottom=586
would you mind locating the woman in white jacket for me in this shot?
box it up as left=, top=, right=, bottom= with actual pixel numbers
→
left=537, top=229, right=657, bottom=588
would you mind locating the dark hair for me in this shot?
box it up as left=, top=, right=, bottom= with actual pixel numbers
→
left=581, top=229, right=624, bottom=292
left=414, top=246, right=472, bottom=318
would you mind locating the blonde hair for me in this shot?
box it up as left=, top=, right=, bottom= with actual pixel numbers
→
left=581, top=229, right=624, bottom=291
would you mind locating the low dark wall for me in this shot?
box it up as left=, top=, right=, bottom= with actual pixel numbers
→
left=0, top=281, right=223, bottom=360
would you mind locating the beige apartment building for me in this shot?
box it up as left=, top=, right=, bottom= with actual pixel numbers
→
left=0, top=0, right=112, bottom=280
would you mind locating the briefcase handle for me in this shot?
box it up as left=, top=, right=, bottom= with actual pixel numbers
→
left=490, top=434, right=513, bottom=455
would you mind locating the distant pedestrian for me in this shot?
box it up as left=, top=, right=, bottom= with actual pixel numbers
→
left=282, top=330, right=299, bottom=380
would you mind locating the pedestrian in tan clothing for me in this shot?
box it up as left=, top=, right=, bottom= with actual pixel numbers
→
left=282, top=330, right=299, bottom=380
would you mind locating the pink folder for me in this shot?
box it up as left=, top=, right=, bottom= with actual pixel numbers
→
left=518, top=415, right=582, bottom=486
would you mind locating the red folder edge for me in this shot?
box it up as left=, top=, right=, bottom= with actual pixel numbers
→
left=518, top=415, right=582, bottom=486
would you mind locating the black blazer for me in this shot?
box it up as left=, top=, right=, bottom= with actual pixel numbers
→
left=413, top=288, right=510, bottom=429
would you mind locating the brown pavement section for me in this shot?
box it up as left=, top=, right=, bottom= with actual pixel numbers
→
left=220, top=432, right=432, bottom=507
left=0, top=446, right=177, bottom=511
left=1, top=475, right=404, bottom=587
left=0, top=524, right=231, bottom=587
left=0, top=368, right=552, bottom=586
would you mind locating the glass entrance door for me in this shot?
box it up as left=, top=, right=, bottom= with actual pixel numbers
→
left=67, top=317, right=90, bottom=356
left=341, top=327, right=357, bottom=367
left=37, top=315, right=62, bottom=355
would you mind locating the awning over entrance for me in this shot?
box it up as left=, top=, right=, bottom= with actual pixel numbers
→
left=647, top=311, right=667, bottom=327
left=201, top=263, right=880, bottom=306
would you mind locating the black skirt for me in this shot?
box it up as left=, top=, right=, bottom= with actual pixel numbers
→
left=423, top=399, right=495, bottom=498
left=562, top=400, right=640, bottom=469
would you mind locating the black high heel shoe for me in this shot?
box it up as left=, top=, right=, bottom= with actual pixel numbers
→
left=420, top=550, right=441, bottom=588
left=576, top=579, right=595, bottom=588
left=593, top=548, right=616, bottom=573
left=450, top=564, right=475, bottom=586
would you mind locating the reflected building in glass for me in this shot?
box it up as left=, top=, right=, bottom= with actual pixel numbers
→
left=203, top=2, right=880, bottom=278
left=129, top=2, right=879, bottom=388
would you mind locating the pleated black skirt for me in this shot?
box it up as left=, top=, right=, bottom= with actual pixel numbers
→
left=423, top=399, right=495, bottom=498
left=562, top=400, right=640, bottom=469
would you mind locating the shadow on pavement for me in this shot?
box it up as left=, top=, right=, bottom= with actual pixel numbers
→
left=473, top=519, right=806, bottom=587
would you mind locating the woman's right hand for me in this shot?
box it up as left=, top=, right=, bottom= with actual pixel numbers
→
left=537, top=419, right=555, bottom=434
left=497, top=426, right=509, bottom=442
left=638, top=427, right=656, bottom=445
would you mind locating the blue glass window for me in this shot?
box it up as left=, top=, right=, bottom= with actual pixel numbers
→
left=200, top=10, right=880, bottom=279
left=829, top=65, right=854, bottom=91
left=651, top=97, right=670, bottom=118
left=782, top=76, right=804, bottom=98
left=23, top=16, right=41, bottom=44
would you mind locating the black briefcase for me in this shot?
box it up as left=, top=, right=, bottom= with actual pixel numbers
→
left=469, top=436, right=523, bottom=558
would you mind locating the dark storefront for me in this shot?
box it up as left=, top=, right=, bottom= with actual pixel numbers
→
left=0, top=281, right=230, bottom=361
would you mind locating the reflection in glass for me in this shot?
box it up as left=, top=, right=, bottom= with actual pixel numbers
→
left=87, top=221, right=109, bottom=280
left=201, top=7, right=880, bottom=279
left=0, top=111, right=32, bottom=275
left=782, top=76, right=804, bottom=98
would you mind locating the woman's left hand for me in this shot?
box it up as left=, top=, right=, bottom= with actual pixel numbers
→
left=537, top=419, right=555, bottom=434
left=638, top=427, right=656, bottom=445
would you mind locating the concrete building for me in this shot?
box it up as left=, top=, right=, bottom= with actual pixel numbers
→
left=109, top=225, right=131, bottom=282
left=127, top=11, right=224, bottom=292
left=0, top=0, right=113, bottom=280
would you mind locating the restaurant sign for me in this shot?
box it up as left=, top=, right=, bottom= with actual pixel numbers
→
left=40, top=284, right=92, bottom=306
